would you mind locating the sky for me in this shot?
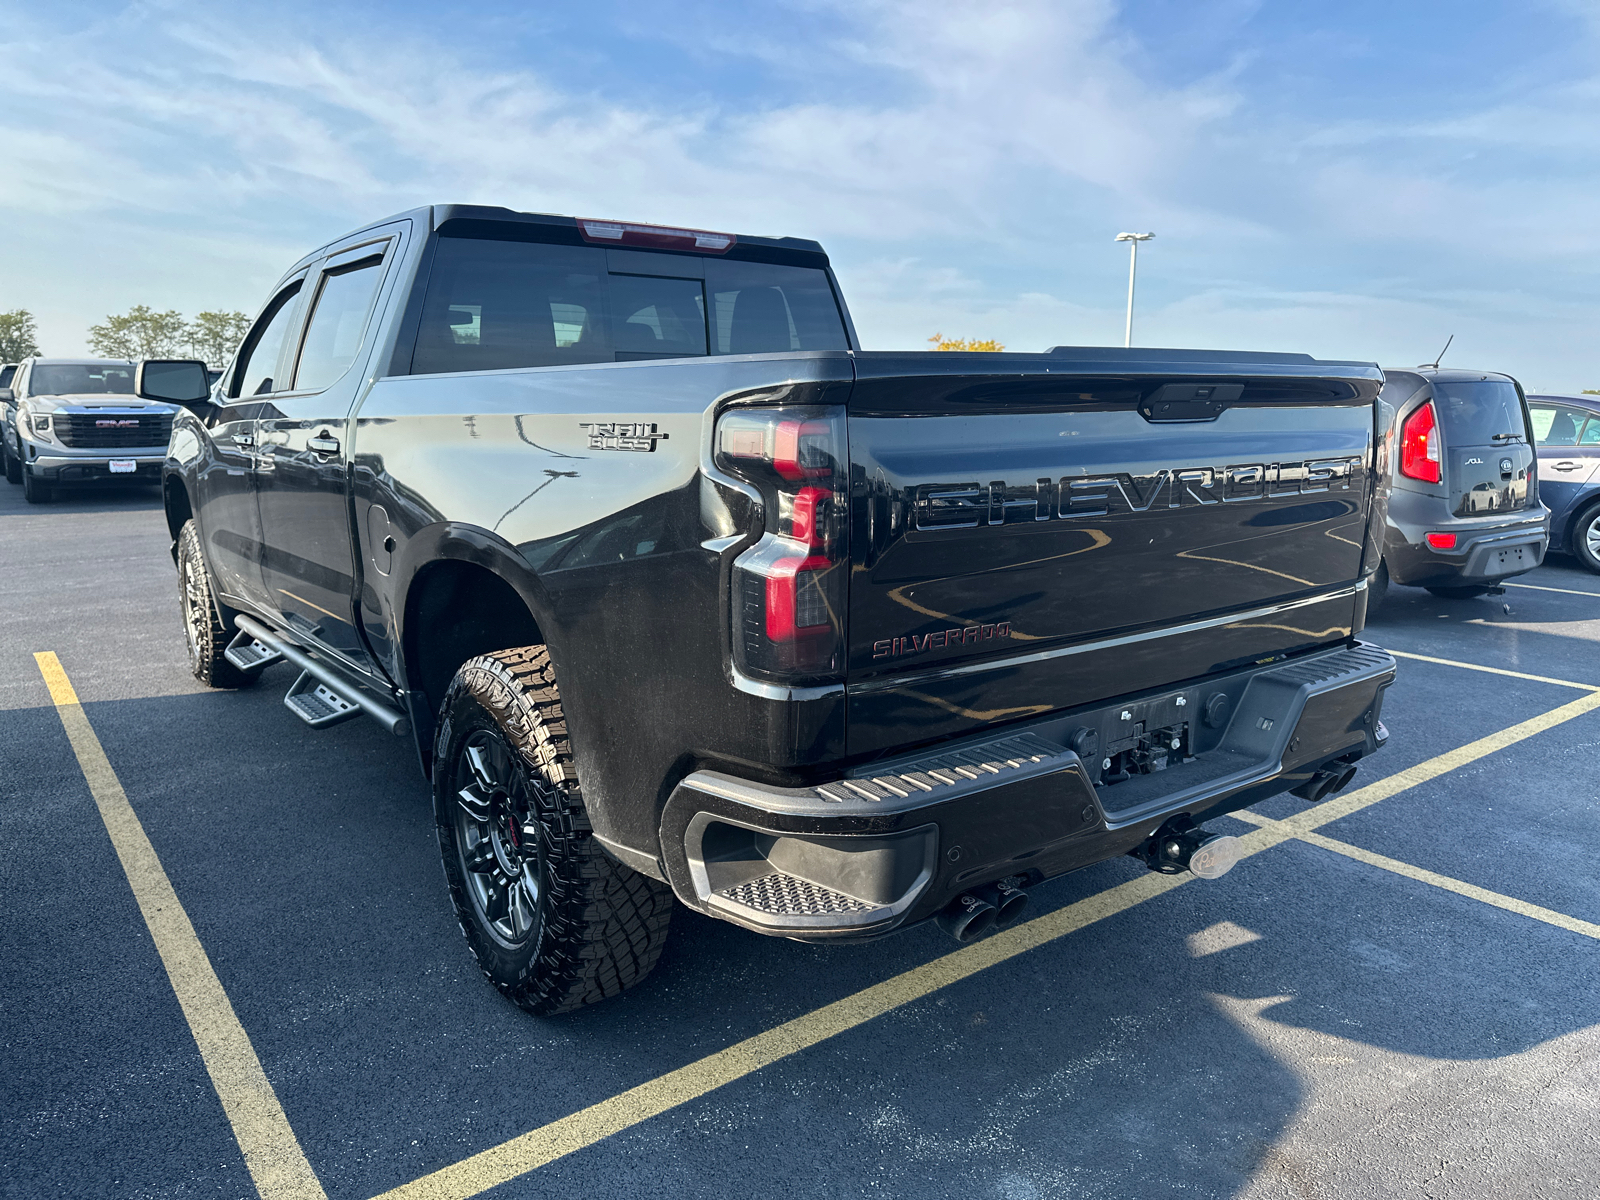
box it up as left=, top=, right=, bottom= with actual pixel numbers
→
left=2, top=0, right=1598, bottom=390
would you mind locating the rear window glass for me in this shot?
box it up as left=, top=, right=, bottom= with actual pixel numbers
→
left=1432, top=380, right=1528, bottom=445
left=409, top=237, right=847, bottom=375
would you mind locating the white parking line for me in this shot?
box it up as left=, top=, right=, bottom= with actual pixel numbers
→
left=1504, top=581, right=1600, bottom=599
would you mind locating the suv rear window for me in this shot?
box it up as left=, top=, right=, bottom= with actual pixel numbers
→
left=1432, top=380, right=1528, bottom=446
left=409, top=238, right=848, bottom=375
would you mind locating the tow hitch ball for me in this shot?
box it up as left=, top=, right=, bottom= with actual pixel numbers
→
left=1133, top=819, right=1242, bottom=880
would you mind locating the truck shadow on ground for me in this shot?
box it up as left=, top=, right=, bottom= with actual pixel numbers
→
left=7, top=671, right=1598, bottom=1199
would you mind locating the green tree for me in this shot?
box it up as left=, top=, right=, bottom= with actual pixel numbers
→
left=87, top=305, right=189, bottom=359
left=0, top=309, right=42, bottom=360
left=187, top=310, right=252, bottom=368
left=1584, top=389, right=1599, bottom=395
left=928, top=332, right=1006, bottom=352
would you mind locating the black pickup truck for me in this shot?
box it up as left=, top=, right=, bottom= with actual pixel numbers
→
left=153, top=205, right=1396, bottom=1015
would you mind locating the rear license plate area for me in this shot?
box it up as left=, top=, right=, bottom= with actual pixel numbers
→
left=1487, top=545, right=1529, bottom=575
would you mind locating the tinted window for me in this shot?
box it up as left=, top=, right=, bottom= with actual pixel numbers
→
left=1432, top=380, right=1527, bottom=445
left=294, top=256, right=385, bottom=391
left=0, top=365, right=14, bottom=389
left=410, top=237, right=847, bottom=375
left=233, top=283, right=303, bottom=398
left=706, top=260, right=848, bottom=355
left=1531, top=404, right=1589, bottom=447
left=1582, top=419, right=1600, bottom=446
left=29, top=364, right=135, bottom=396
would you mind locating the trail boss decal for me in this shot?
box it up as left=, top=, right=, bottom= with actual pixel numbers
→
left=578, top=422, right=669, bottom=452
left=873, top=622, right=1012, bottom=660
left=915, top=457, right=1363, bottom=530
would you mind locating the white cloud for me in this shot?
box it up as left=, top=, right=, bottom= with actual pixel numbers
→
left=0, top=0, right=1597, bottom=388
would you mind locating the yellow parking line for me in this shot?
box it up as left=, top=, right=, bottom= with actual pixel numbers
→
left=1233, top=812, right=1600, bottom=941
left=1386, top=648, right=1600, bottom=692
left=1277, top=688, right=1600, bottom=834
left=34, top=653, right=326, bottom=1200
left=1504, top=581, right=1600, bottom=599
left=375, top=680, right=1600, bottom=1200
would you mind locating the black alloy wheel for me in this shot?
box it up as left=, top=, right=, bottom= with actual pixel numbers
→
left=1573, top=502, right=1600, bottom=575
left=433, top=646, right=673, bottom=1016
left=450, top=728, right=547, bottom=947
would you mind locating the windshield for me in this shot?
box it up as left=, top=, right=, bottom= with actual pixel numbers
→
left=29, top=363, right=137, bottom=397
left=1432, top=380, right=1527, bottom=445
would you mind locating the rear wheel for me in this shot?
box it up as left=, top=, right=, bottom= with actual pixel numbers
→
left=177, top=519, right=256, bottom=688
left=434, top=645, right=673, bottom=1016
left=1425, top=584, right=1491, bottom=599
left=21, top=468, right=51, bottom=503
left=1572, top=502, right=1600, bottom=575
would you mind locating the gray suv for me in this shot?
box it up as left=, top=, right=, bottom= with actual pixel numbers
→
left=1, top=359, right=182, bottom=503
left=1370, top=366, right=1549, bottom=608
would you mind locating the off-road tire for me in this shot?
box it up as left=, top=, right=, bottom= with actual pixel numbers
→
left=22, top=467, right=51, bottom=503
left=177, top=520, right=256, bottom=688
left=1571, top=501, right=1600, bottom=575
left=434, top=646, right=673, bottom=1016
left=1425, top=584, right=1491, bottom=599
left=2, top=440, right=20, bottom=485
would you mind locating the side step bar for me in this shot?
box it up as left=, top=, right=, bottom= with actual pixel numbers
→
left=233, top=614, right=410, bottom=738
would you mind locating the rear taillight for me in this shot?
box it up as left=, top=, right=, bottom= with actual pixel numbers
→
left=715, top=406, right=847, bottom=683
left=1400, top=401, right=1442, bottom=484
left=1425, top=532, right=1457, bottom=550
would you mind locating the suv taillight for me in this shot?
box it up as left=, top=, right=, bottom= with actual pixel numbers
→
left=715, top=406, right=847, bottom=683
left=1399, top=400, right=1441, bottom=484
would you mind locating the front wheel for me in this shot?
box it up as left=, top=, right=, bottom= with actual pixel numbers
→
left=21, top=467, right=51, bottom=503
left=2, top=440, right=20, bottom=485
left=1426, top=584, right=1492, bottom=599
left=176, top=519, right=256, bottom=688
left=1572, top=502, right=1600, bottom=575
left=434, top=645, right=673, bottom=1016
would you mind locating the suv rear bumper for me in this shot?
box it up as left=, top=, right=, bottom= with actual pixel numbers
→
left=659, top=641, right=1396, bottom=940
left=1386, top=509, right=1549, bottom=587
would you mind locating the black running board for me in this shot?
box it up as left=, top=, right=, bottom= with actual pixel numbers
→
left=233, top=614, right=410, bottom=737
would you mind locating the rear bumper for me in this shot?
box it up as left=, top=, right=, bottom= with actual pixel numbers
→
left=1386, top=509, right=1549, bottom=587
left=660, top=641, right=1396, bottom=940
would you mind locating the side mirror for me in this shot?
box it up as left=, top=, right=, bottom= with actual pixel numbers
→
left=136, top=359, right=212, bottom=405
left=0, top=387, right=13, bottom=404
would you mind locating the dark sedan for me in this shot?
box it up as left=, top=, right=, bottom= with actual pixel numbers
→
left=1527, top=392, right=1600, bottom=573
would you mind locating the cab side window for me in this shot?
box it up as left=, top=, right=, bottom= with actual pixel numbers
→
left=231, top=282, right=304, bottom=399
left=292, top=254, right=387, bottom=392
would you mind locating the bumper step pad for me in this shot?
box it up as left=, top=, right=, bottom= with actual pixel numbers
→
left=719, top=873, right=880, bottom=917
left=814, top=734, right=1062, bottom=803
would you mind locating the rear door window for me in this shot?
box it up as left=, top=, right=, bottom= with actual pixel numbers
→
left=409, top=235, right=847, bottom=375
left=1432, top=380, right=1528, bottom=446
left=1531, top=404, right=1591, bottom=446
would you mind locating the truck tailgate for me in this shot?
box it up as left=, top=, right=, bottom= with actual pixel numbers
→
left=844, top=351, right=1383, bottom=754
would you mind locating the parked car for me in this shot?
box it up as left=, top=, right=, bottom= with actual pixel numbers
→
left=1525, top=392, right=1600, bottom=574
left=1369, top=366, right=1548, bottom=607
left=1, top=358, right=189, bottom=503
left=156, top=204, right=1396, bottom=1016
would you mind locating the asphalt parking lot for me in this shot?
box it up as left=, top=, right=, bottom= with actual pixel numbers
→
left=4, top=481, right=1600, bottom=1200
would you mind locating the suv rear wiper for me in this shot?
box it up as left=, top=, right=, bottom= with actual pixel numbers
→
left=1491, top=432, right=1524, bottom=442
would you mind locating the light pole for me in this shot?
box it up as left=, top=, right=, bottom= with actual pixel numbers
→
left=1115, top=232, right=1154, bottom=348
